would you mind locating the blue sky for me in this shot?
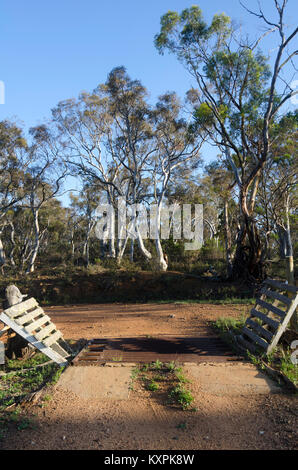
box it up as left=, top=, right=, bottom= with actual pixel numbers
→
left=0, top=0, right=297, bottom=203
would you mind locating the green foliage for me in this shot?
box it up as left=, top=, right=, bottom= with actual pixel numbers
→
left=176, top=421, right=187, bottom=430
left=150, top=359, right=163, bottom=370
left=0, top=405, right=36, bottom=442
left=209, top=13, right=231, bottom=36
left=175, top=370, right=190, bottom=384
left=154, top=11, right=181, bottom=51
left=168, top=384, right=194, bottom=410
left=166, top=361, right=176, bottom=372
left=194, top=102, right=214, bottom=127
left=135, top=361, right=196, bottom=411
left=155, top=7, right=231, bottom=53
left=147, top=380, right=159, bottom=392
left=213, top=316, right=246, bottom=335
left=279, top=350, right=298, bottom=386
left=5, top=353, right=49, bottom=371
left=0, top=361, right=63, bottom=408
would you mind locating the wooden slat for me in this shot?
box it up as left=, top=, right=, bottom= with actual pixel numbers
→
left=237, top=335, right=256, bottom=353
left=264, top=279, right=298, bottom=294
left=245, top=318, right=274, bottom=342
left=0, top=312, right=67, bottom=366
left=4, top=298, right=38, bottom=318
left=250, top=309, right=280, bottom=330
left=14, top=307, right=45, bottom=326
left=240, top=280, right=298, bottom=356
left=51, top=342, right=69, bottom=359
left=24, top=315, right=51, bottom=333
left=256, top=299, right=286, bottom=318
left=261, top=288, right=292, bottom=306
left=58, top=338, right=72, bottom=353
left=43, top=330, right=63, bottom=347
left=242, top=327, right=269, bottom=350
left=35, top=324, right=56, bottom=341
left=267, top=293, right=298, bottom=354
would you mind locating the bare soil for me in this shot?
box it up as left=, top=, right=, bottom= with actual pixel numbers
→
left=1, top=302, right=297, bottom=450
left=44, top=301, right=251, bottom=339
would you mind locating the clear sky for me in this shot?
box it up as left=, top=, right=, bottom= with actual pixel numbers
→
left=0, top=0, right=297, bottom=203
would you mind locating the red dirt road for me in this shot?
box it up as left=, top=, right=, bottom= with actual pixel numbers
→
left=43, top=302, right=249, bottom=340
left=1, top=302, right=297, bottom=451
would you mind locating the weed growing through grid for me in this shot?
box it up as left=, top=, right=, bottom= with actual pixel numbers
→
left=112, top=356, right=123, bottom=362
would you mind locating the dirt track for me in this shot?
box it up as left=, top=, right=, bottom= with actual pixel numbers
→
left=43, top=302, right=250, bottom=339
left=1, top=303, right=297, bottom=450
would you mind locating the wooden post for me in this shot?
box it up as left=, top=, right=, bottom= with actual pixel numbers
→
left=3, top=285, right=34, bottom=360
left=0, top=341, right=4, bottom=365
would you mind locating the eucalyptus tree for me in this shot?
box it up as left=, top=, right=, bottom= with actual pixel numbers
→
left=155, top=1, right=298, bottom=280
left=204, top=162, right=237, bottom=277
left=101, top=67, right=156, bottom=261
left=68, top=185, right=103, bottom=266
left=150, top=92, right=205, bottom=270
left=52, top=84, right=120, bottom=259
left=0, top=121, right=29, bottom=267
left=23, top=125, right=67, bottom=274
left=257, top=111, right=298, bottom=283
left=52, top=67, right=155, bottom=263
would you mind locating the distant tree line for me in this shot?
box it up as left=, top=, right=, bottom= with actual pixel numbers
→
left=0, top=1, right=297, bottom=281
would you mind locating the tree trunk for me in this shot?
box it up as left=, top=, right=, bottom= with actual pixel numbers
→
left=136, top=227, right=152, bottom=261
left=154, top=203, right=167, bottom=271
left=155, top=238, right=168, bottom=271
left=83, top=220, right=95, bottom=267
left=0, top=231, right=6, bottom=267
left=231, top=189, right=265, bottom=280
left=130, top=239, right=134, bottom=263
left=116, top=231, right=129, bottom=265
left=285, top=201, right=295, bottom=286
left=109, top=209, right=116, bottom=258
left=277, top=218, right=296, bottom=330
left=26, top=209, right=40, bottom=274
left=223, top=199, right=233, bottom=278
left=8, top=222, right=16, bottom=267
left=70, top=229, right=75, bottom=262
left=277, top=224, right=294, bottom=285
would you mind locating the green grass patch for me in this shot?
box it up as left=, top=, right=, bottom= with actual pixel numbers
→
left=279, top=351, right=298, bottom=385
left=0, top=406, right=36, bottom=442
left=147, top=380, right=159, bottom=392
left=168, top=384, right=194, bottom=410
left=5, top=353, right=49, bottom=371
left=213, top=316, right=246, bottom=335
left=0, top=362, right=64, bottom=409
left=212, top=316, right=298, bottom=388
left=134, top=360, right=196, bottom=411
left=0, top=357, right=64, bottom=443
left=247, top=348, right=298, bottom=387
left=150, top=359, right=163, bottom=370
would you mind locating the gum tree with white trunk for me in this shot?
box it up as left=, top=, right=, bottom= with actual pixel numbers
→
left=155, top=1, right=298, bottom=280
left=150, top=92, right=205, bottom=271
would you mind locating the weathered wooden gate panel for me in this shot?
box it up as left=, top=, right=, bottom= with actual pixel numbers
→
left=238, top=279, right=298, bottom=354
left=0, top=297, right=71, bottom=366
